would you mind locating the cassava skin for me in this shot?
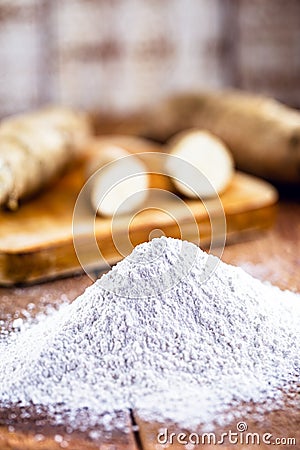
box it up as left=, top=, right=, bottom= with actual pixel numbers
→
left=140, top=91, right=300, bottom=184
left=0, top=107, right=91, bottom=210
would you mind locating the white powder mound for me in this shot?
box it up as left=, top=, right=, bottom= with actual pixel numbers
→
left=0, top=237, right=299, bottom=431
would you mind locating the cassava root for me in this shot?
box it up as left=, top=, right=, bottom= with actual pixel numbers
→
left=86, top=142, right=149, bottom=217
left=140, top=91, right=300, bottom=184
left=0, top=107, right=91, bottom=209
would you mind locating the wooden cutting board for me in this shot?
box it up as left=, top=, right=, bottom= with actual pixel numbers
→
left=0, top=160, right=277, bottom=285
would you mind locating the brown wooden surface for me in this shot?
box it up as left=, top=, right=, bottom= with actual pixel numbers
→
left=0, top=165, right=277, bottom=285
left=0, top=409, right=137, bottom=450
left=135, top=399, right=300, bottom=450
left=1, top=199, right=299, bottom=449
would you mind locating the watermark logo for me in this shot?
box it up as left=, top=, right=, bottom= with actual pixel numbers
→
left=72, top=152, right=226, bottom=295
left=157, top=422, right=297, bottom=446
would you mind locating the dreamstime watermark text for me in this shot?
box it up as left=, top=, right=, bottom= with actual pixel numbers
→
left=157, top=422, right=296, bottom=446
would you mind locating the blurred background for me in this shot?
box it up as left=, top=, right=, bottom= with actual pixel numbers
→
left=0, top=0, right=300, bottom=119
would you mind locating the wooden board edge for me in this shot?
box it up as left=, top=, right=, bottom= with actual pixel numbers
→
left=0, top=202, right=277, bottom=286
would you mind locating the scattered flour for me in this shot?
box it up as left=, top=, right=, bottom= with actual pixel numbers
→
left=0, top=237, right=299, bottom=431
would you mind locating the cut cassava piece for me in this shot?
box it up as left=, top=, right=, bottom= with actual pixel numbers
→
left=85, top=135, right=173, bottom=193
left=166, top=129, right=234, bottom=198
left=87, top=143, right=149, bottom=217
left=0, top=107, right=91, bottom=210
left=138, top=90, right=300, bottom=184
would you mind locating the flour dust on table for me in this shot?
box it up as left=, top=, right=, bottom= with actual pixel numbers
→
left=0, top=237, right=299, bottom=432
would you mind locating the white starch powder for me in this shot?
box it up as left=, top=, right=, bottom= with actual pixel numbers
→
left=0, top=237, right=299, bottom=431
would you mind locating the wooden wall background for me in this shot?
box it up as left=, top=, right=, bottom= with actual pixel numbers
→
left=0, top=0, right=299, bottom=119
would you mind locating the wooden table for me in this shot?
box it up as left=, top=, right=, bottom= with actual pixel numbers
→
left=0, top=197, right=299, bottom=449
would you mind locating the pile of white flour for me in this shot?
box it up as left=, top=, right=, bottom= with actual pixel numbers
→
left=0, top=237, right=299, bottom=431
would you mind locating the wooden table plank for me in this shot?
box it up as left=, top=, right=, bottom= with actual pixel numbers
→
left=0, top=408, right=137, bottom=450
left=135, top=399, right=300, bottom=450
left=0, top=275, right=92, bottom=327
left=222, top=201, right=300, bottom=292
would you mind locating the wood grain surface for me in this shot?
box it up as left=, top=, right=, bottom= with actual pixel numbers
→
left=0, top=199, right=299, bottom=449
left=135, top=399, right=300, bottom=450
left=0, top=408, right=137, bottom=450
